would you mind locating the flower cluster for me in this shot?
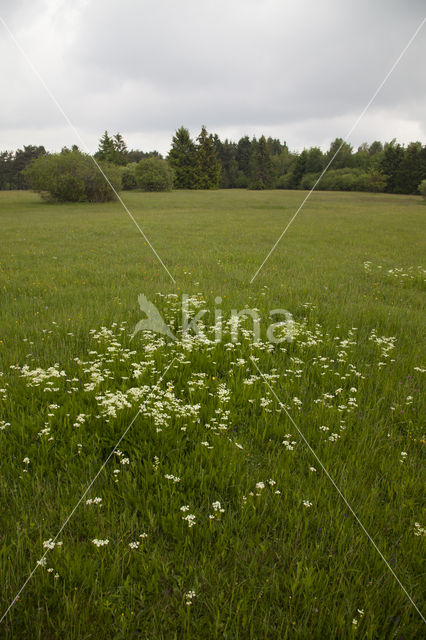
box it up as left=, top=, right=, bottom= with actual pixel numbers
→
left=209, top=501, right=225, bottom=519
left=185, top=590, right=196, bottom=606
left=92, top=539, right=109, bottom=547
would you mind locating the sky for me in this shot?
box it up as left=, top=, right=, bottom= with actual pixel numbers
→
left=1, top=0, right=425, bottom=156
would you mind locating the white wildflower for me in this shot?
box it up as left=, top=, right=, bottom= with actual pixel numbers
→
left=182, top=514, right=196, bottom=527
left=42, top=539, right=58, bottom=550
left=164, top=474, right=181, bottom=483
left=86, top=497, right=102, bottom=506
left=212, top=501, right=224, bottom=513
left=185, top=590, right=196, bottom=606
left=129, top=541, right=140, bottom=550
left=92, top=539, right=109, bottom=547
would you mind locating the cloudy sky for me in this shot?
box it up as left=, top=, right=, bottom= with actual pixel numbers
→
left=1, top=0, right=425, bottom=155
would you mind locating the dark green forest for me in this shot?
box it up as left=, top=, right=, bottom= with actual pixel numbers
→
left=2, top=126, right=425, bottom=196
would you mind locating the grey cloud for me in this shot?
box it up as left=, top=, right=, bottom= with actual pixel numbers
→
left=0, top=0, right=425, bottom=153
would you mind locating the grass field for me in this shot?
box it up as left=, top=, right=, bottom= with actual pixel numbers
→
left=0, top=188, right=425, bottom=639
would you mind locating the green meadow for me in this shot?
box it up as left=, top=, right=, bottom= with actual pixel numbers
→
left=0, top=189, right=425, bottom=639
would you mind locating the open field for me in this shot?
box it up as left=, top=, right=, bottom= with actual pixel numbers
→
left=0, top=189, right=425, bottom=639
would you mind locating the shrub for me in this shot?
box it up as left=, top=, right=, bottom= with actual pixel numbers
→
left=299, top=168, right=388, bottom=193
left=23, top=150, right=121, bottom=202
left=135, top=157, right=174, bottom=191
left=356, top=170, right=388, bottom=193
left=235, top=170, right=249, bottom=188
left=248, top=178, right=265, bottom=190
left=418, top=179, right=426, bottom=199
left=275, top=173, right=292, bottom=189
left=299, top=173, right=318, bottom=190
left=121, top=163, right=138, bottom=190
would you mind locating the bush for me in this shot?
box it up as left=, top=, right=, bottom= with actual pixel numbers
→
left=356, top=170, right=388, bottom=193
left=121, top=163, right=138, bottom=190
left=299, top=172, right=318, bottom=190
left=320, top=169, right=360, bottom=191
left=248, top=178, right=265, bottom=190
left=418, top=179, right=426, bottom=199
left=235, top=170, right=249, bottom=188
left=135, top=157, right=174, bottom=191
left=23, top=150, right=122, bottom=202
left=299, top=168, right=387, bottom=193
left=275, top=173, right=292, bottom=189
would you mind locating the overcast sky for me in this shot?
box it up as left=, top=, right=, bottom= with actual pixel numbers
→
left=1, top=0, right=425, bottom=155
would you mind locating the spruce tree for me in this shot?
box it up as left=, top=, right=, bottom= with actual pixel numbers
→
left=95, top=131, right=116, bottom=164
left=380, top=140, right=405, bottom=193
left=113, top=133, right=128, bottom=165
left=195, top=125, right=221, bottom=189
left=249, top=135, right=273, bottom=189
left=393, top=142, right=426, bottom=194
left=168, top=127, right=197, bottom=189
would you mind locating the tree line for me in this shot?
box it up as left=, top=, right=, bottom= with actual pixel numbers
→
left=1, top=127, right=425, bottom=201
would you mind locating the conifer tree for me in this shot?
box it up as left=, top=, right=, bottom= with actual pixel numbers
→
left=168, top=127, right=197, bottom=189
left=249, top=135, right=273, bottom=189
left=112, top=133, right=128, bottom=165
left=196, top=125, right=221, bottom=189
left=95, top=131, right=116, bottom=163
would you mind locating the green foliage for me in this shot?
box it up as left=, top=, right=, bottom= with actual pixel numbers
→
left=134, top=157, right=174, bottom=191
left=126, top=149, right=163, bottom=164
left=287, top=149, right=308, bottom=189
left=3, top=130, right=425, bottom=197
left=235, top=170, right=249, bottom=188
left=380, top=140, right=405, bottom=193
left=121, top=163, right=138, bottom=190
left=326, top=137, right=354, bottom=169
left=168, top=127, right=198, bottom=189
left=23, top=150, right=122, bottom=202
left=300, top=168, right=387, bottom=192
left=0, top=150, right=14, bottom=189
left=112, top=133, right=128, bottom=166
left=357, top=169, right=388, bottom=193
left=195, top=126, right=221, bottom=189
left=215, top=139, right=239, bottom=188
left=95, top=130, right=116, bottom=163
left=305, top=146, right=324, bottom=174
left=0, top=145, right=46, bottom=190
left=418, top=179, right=426, bottom=199
left=249, top=136, right=274, bottom=189
left=236, top=136, right=252, bottom=176
left=95, top=131, right=128, bottom=165
left=393, top=142, right=426, bottom=194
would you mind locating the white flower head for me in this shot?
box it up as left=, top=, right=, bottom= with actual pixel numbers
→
left=182, top=514, right=196, bottom=527
left=212, top=501, right=225, bottom=515
left=92, top=539, right=109, bottom=547
left=185, top=590, right=196, bottom=605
